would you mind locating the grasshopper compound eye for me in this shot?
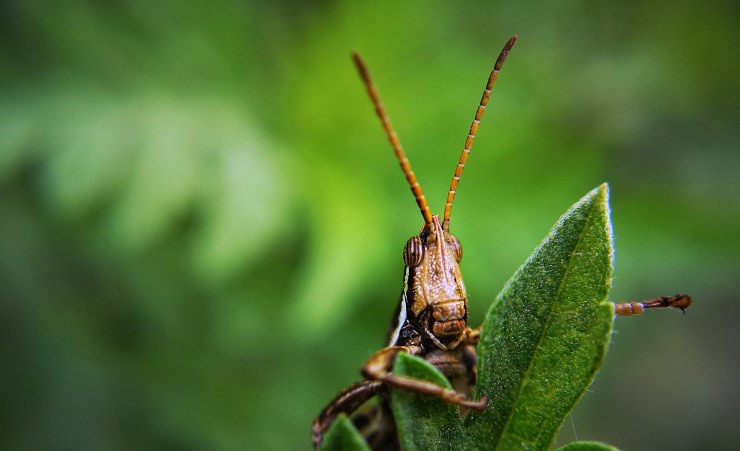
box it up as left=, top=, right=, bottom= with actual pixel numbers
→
left=403, top=236, right=424, bottom=267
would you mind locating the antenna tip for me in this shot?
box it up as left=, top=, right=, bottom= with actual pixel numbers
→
left=495, top=36, right=518, bottom=70
left=351, top=52, right=371, bottom=83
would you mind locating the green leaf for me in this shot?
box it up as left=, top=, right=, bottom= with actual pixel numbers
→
left=555, top=441, right=620, bottom=451
left=391, top=352, right=466, bottom=450
left=320, top=414, right=371, bottom=451
left=466, top=184, right=615, bottom=450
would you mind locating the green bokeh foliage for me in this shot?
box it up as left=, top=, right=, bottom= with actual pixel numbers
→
left=0, top=1, right=737, bottom=450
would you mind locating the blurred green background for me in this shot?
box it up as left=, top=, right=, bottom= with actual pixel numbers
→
left=1, top=1, right=738, bottom=450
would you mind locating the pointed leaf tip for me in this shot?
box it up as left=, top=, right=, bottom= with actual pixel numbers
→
left=320, top=414, right=371, bottom=451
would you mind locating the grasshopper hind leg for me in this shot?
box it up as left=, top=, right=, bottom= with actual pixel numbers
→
left=351, top=389, right=400, bottom=451
left=312, top=380, right=384, bottom=450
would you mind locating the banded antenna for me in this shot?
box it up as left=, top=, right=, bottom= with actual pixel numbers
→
left=352, top=53, right=434, bottom=226
left=442, top=35, right=517, bottom=229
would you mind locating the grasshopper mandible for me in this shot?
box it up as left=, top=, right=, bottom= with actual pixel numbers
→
left=312, top=36, right=691, bottom=450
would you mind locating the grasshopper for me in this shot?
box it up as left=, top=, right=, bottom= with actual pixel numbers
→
left=312, top=36, right=691, bottom=450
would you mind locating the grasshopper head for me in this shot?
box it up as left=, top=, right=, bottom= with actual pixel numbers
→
left=402, top=215, right=468, bottom=349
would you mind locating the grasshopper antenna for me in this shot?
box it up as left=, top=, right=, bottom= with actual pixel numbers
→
left=443, top=35, right=517, bottom=230
left=352, top=53, right=434, bottom=226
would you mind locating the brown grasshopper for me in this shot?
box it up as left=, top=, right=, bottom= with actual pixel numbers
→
left=311, top=36, right=691, bottom=450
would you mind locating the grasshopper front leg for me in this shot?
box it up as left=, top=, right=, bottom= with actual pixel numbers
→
left=465, top=326, right=481, bottom=346
left=361, top=345, right=488, bottom=410
left=614, top=294, right=691, bottom=316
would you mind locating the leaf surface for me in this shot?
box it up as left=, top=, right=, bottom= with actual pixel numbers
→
left=391, top=352, right=466, bottom=450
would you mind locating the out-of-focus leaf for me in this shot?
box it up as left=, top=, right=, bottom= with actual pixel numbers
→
left=29, top=90, right=293, bottom=285
left=0, top=99, right=37, bottom=180
left=391, top=352, right=465, bottom=450
left=466, top=184, right=614, bottom=450
left=320, top=414, right=371, bottom=451
left=555, top=441, right=620, bottom=451
left=99, top=102, right=207, bottom=252
left=287, top=160, right=386, bottom=340
left=38, top=94, right=138, bottom=220
left=188, top=114, right=292, bottom=286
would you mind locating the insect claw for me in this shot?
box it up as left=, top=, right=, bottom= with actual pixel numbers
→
left=672, top=294, right=692, bottom=312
